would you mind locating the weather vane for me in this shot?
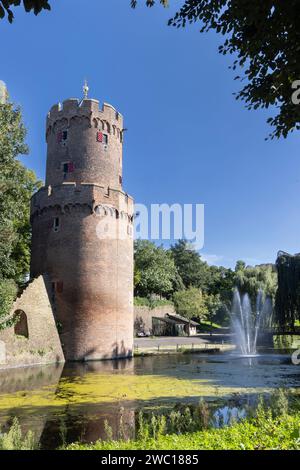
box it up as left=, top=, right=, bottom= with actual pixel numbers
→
left=83, top=79, right=89, bottom=99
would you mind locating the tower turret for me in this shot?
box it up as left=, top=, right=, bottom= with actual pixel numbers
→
left=30, top=91, right=134, bottom=361
left=45, top=98, right=124, bottom=189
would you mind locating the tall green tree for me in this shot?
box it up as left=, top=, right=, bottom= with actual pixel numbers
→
left=234, top=261, right=277, bottom=302
left=173, top=287, right=208, bottom=321
left=202, top=291, right=222, bottom=326
left=207, top=265, right=235, bottom=300
left=170, top=240, right=210, bottom=290
left=0, top=279, right=17, bottom=329
left=134, top=1, right=300, bottom=140
left=134, top=240, right=179, bottom=297
left=0, top=98, right=40, bottom=326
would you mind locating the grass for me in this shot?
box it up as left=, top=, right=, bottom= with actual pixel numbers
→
left=66, top=390, right=300, bottom=451
left=66, top=412, right=300, bottom=450
left=198, top=320, right=224, bottom=332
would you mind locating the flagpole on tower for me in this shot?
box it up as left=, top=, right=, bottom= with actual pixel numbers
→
left=83, top=79, right=89, bottom=99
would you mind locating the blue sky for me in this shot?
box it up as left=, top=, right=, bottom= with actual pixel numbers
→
left=1, top=0, right=300, bottom=269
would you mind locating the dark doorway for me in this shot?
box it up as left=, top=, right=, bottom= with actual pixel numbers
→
left=14, top=310, right=29, bottom=338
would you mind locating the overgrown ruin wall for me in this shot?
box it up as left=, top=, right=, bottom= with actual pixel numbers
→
left=0, top=275, right=65, bottom=369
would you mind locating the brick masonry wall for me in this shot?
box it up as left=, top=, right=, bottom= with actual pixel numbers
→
left=30, top=97, right=134, bottom=361
left=134, top=305, right=176, bottom=335
left=0, top=275, right=65, bottom=369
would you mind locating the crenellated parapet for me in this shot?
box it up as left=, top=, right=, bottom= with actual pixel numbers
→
left=30, top=183, right=134, bottom=223
left=46, top=98, right=124, bottom=143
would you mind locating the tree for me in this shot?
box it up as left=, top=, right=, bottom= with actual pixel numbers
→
left=201, top=264, right=233, bottom=297
left=131, top=0, right=168, bottom=7
left=0, top=99, right=41, bottom=283
left=173, top=287, right=208, bottom=321
left=0, top=279, right=17, bottom=329
left=202, top=291, right=222, bottom=327
left=134, top=240, right=178, bottom=297
left=235, top=260, right=246, bottom=272
left=170, top=240, right=210, bottom=290
left=234, top=261, right=277, bottom=302
left=134, top=1, right=300, bottom=140
left=0, top=0, right=50, bottom=22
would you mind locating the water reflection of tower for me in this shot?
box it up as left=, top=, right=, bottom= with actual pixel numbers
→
left=39, top=360, right=136, bottom=449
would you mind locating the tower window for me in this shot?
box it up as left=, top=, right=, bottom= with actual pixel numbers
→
left=52, top=281, right=64, bottom=293
left=57, top=130, right=68, bottom=144
left=119, top=175, right=123, bottom=185
left=53, top=217, right=60, bottom=232
left=97, top=132, right=108, bottom=145
left=62, top=162, right=74, bottom=173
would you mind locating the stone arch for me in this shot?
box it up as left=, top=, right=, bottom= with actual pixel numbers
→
left=94, top=205, right=106, bottom=217
left=104, top=206, right=113, bottom=217
left=14, top=310, right=29, bottom=338
left=93, top=118, right=98, bottom=128
left=70, top=115, right=81, bottom=126
left=103, top=121, right=111, bottom=133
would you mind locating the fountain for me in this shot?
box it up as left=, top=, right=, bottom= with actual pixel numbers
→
left=231, top=289, right=273, bottom=356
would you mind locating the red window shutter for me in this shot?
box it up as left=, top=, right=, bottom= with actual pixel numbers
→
left=97, top=131, right=103, bottom=142
left=56, top=281, right=63, bottom=293
left=57, top=131, right=63, bottom=143
left=68, top=162, right=74, bottom=172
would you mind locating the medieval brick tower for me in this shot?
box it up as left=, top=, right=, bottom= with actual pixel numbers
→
left=30, top=86, right=134, bottom=361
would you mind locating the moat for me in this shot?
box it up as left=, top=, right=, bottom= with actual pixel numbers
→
left=0, top=352, right=299, bottom=449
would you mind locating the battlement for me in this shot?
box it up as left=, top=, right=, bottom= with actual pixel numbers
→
left=47, top=98, right=123, bottom=129
left=30, top=183, right=134, bottom=221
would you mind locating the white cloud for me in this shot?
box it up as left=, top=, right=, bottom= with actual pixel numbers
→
left=200, top=253, right=224, bottom=266
left=242, top=257, right=264, bottom=266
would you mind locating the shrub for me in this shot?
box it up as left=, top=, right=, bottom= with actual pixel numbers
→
left=0, top=417, right=37, bottom=450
